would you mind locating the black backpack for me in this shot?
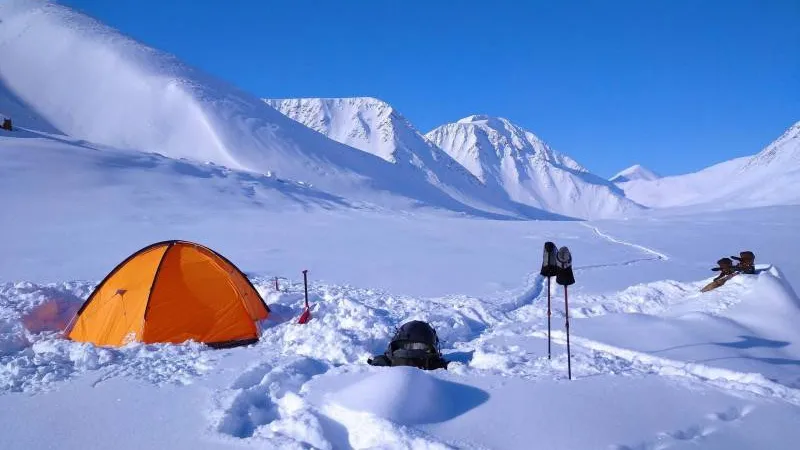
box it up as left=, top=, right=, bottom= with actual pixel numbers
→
left=368, top=320, right=448, bottom=370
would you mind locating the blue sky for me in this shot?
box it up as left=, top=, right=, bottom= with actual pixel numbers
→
left=60, top=0, right=798, bottom=177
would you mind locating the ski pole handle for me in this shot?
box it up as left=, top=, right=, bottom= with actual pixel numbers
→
left=302, top=270, right=309, bottom=308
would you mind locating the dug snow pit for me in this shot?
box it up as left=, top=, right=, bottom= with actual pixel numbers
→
left=327, top=366, right=488, bottom=425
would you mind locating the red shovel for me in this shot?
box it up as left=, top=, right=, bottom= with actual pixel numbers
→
left=297, top=269, right=311, bottom=324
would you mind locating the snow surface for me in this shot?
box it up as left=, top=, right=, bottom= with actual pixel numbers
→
left=2, top=2, right=799, bottom=449
left=2, top=208, right=800, bottom=449
left=618, top=121, right=800, bottom=210
left=610, top=164, right=661, bottom=183
left=426, top=115, right=645, bottom=219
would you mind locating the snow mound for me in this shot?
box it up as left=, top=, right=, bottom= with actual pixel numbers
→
left=426, top=116, right=644, bottom=219
left=327, top=366, right=489, bottom=425
left=610, top=164, right=661, bottom=183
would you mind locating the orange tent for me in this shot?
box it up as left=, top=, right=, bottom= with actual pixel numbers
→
left=65, top=240, right=270, bottom=348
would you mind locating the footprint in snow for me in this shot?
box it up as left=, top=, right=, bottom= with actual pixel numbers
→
left=706, top=405, right=755, bottom=422
left=214, top=357, right=328, bottom=439
left=611, top=404, right=755, bottom=450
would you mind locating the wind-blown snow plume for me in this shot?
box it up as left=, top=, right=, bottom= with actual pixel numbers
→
left=426, top=115, right=644, bottom=219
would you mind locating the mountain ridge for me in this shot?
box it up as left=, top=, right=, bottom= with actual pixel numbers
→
left=265, top=97, right=566, bottom=219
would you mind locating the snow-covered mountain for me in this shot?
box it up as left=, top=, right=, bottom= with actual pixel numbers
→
left=741, top=121, right=800, bottom=173
left=264, top=97, right=420, bottom=164
left=610, top=164, right=660, bottom=183
left=264, top=97, right=558, bottom=219
left=0, top=1, right=564, bottom=220
left=618, top=121, right=800, bottom=210
left=426, top=115, right=644, bottom=219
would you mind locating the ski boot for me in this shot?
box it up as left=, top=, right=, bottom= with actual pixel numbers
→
left=731, top=251, right=756, bottom=274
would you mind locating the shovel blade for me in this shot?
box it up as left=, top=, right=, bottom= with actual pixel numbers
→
left=297, top=307, right=311, bottom=324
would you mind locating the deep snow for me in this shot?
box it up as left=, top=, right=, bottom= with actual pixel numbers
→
left=2, top=202, right=800, bottom=449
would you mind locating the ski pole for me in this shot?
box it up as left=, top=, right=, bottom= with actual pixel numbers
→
left=302, top=270, right=309, bottom=309
left=540, top=241, right=558, bottom=361
left=565, top=284, right=571, bottom=380
left=556, top=245, right=575, bottom=380
left=547, top=277, right=552, bottom=360
left=297, top=270, right=311, bottom=324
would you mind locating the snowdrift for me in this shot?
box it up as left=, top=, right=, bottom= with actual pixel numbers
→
left=0, top=1, right=553, bottom=219
left=326, top=366, right=488, bottom=425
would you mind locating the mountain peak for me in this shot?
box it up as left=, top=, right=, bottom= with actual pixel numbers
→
left=426, top=117, right=643, bottom=219
left=610, top=164, right=661, bottom=183
left=456, top=115, right=510, bottom=128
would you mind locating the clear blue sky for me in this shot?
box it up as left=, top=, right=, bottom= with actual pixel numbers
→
left=59, top=0, right=798, bottom=177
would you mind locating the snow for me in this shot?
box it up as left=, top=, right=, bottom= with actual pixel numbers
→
left=1, top=2, right=799, bottom=449
left=426, top=116, right=645, bottom=219
left=2, top=202, right=800, bottom=449
left=610, top=164, right=661, bottom=183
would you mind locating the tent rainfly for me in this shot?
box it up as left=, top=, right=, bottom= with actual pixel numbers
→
left=65, top=240, right=270, bottom=348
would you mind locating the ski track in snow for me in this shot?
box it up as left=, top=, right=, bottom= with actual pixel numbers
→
left=583, top=224, right=670, bottom=262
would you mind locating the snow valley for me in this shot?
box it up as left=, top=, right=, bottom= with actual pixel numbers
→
left=1, top=1, right=799, bottom=450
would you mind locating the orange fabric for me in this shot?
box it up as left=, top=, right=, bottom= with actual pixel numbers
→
left=67, top=245, right=168, bottom=346
left=66, top=241, right=268, bottom=348
left=142, top=244, right=257, bottom=344
left=198, top=246, right=269, bottom=321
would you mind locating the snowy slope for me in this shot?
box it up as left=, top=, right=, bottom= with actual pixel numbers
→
left=427, top=115, right=645, bottom=219
left=264, top=97, right=421, bottom=164
left=264, top=97, right=557, bottom=219
left=618, top=121, right=800, bottom=209
left=610, top=164, right=660, bottom=183
left=0, top=1, right=555, bottom=220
